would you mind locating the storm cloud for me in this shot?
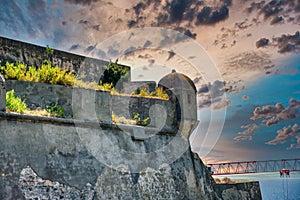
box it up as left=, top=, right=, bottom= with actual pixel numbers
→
left=170, top=0, right=189, bottom=22
left=256, top=38, right=269, bottom=48
left=260, top=0, right=283, bottom=19
left=0, top=0, right=76, bottom=48
left=255, top=31, right=300, bottom=53
left=270, top=16, right=284, bottom=25
left=246, top=0, right=300, bottom=24
left=273, top=31, right=300, bottom=53
left=198, top=80, right=226, bottom=98
left=64, top=0, right=101, bottom=6
left=129, top=0, right=230, bottom=31
left=196, top=5, right=229, bottom=25
left=198, top=80, right=231, bottom=110
left=246, top=1, right=265, bottom=13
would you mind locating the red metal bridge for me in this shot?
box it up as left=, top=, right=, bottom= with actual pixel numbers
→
left=207, top=158, right=300, bottom=175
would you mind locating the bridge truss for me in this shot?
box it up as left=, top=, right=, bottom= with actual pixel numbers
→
left=207, top=158, right=300, bottom=175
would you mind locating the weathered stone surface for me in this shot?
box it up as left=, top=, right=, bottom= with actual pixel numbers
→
left=6, top=80, right=179, bottom=130
left=0, top=112, right=262, bottom=200
left=0, top=36, right=261, bottom=200
left=6, top=80, right=112, bottom=122
left=112, top=94, right=177, bottom=130
left=217, top=182, right=262, bottom=200
left=19, top=166, right=95, bottom=200
left=123, top=81, right=156, bottom=94
left=95, top=165, right=134, bottom=199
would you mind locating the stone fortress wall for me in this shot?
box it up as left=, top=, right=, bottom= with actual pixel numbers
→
left=0, top=36, right=130, bottom=83
left=0, top=36, right=262, bottom=199
left=5, top=80, right=177, bottom=131
left=0, top=113, right=262, bottom=200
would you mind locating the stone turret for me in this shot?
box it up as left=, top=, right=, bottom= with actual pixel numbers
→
left=158, top=70, right=198, bottom=139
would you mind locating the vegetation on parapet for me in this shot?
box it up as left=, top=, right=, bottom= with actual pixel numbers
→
left=99, top=60, right=128, bottom=88
left=0, top=60, right=75, bottom=86
left=45, top=104, right=66, bottom=118
left=46, top=45, right=54, bottom=56
left=6, top=90, right=66, bottom=118
left=131, top=87, right=169, bottom=99
left=6, top=90, right=27, bottom=113
left=0, top=47, right=168, bottom=125
left=112, top=112, right=151, bottom=126
left=0, top=60, right=168, bottom=99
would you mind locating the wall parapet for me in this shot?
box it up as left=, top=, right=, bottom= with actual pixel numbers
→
left=6, top=80, right=178, bottom=131
left=0, top=111, right=177, bottom=135
left=0, top=36, right=130, bottom=83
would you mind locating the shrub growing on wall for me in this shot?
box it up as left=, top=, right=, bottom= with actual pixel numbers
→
left=99, top=60, right=128, bottom=88
left=6, top=90, right=27, bottom=113
left=46, top=104, right=66, bottom=118
left=131, top=87, right=169, bottom=99
left=0, top=61, right=75, bottom=86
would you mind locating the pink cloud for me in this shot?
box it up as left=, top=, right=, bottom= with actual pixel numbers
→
left=250, top=98, right=300, bottom=126
left=238, top=123, right=258, bottom=135
left=264, top=116, right=279, bottom=127
left=266, top=124, right=300, bottom=145
left=234, top=135, right=252, bottom=142
left=289, top=136, right=300, bottom=149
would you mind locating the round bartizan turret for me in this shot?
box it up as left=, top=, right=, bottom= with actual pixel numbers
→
left=158, top=70, right=197, bottom=93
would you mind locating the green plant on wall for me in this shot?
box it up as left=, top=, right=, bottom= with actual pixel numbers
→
left=132, top=113, right=151, bottom=126
left=39, top=60, right=75, bottom=86
left=46, top=45, right=54, bottom=55
left=0, top=61, right=75, bottom=86
left=151, top=87, right=169, bottom=99
left=0, top=62, right=26, bottom=80
left=6, top=90, right=27, bottom=113
left=112, top=112, right=150, bottom=126
left=131, top=86, right=169, bottom=99
left=46, top=104, right=66, bottom=118
left=99, top=60, right=128, bottom=88
left=138, top=117, right=151, bottom=126
left=112, top=112, right=136, bottom=125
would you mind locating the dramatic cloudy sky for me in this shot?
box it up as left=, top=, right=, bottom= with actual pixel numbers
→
left=1, top=0, right=300, bottom=164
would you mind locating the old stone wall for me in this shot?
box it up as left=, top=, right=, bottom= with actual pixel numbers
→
left=123, top=81, right=157, bottom=94
left=6, top=80, right=177, bottom=130
left=111, top=95, right=177, bottom=130
left=217, top=182, right=262, bottom=200
left=6, top=80, right=112, bottom=122
left=0, top=112, right=261, bottom=200
left=0, top=36, right=130, bottom=82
